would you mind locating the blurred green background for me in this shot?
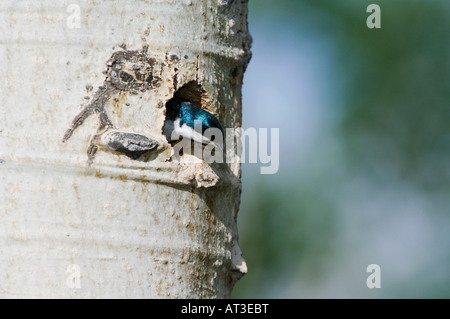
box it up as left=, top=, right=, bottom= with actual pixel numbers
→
left=232, top=0, right=450, bottom=298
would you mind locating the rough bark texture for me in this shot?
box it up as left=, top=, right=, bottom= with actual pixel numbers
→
left=0, top=0, right=251, bottom=298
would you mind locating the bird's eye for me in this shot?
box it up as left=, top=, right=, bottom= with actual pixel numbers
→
left=119, top=71, right=134, bottom=83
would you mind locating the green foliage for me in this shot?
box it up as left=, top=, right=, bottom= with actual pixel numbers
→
left=233, top=0, right=449, bottom=298
left=234, top=182, right=336, bottom=297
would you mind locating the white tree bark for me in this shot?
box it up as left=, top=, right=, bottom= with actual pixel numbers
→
left=0, top=0, right=251, bottom=298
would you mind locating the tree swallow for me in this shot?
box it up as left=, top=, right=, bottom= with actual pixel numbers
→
left=163, top=97, right=224, bottom=150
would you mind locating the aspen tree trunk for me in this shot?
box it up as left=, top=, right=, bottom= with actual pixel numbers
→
left=0, top=0, right=251, bottom=298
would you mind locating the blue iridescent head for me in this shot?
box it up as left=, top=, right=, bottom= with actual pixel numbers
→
left=166, top=97, right=223, bottom=134
left=164, top=97, right=224, bottom=146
